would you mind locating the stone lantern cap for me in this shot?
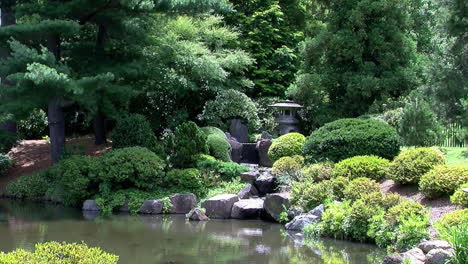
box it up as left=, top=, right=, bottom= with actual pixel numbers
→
left=269, top=100, right=303, bottom=108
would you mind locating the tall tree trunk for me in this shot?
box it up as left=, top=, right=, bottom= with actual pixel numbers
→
left=93, top=110, right=107, bottom=145
left=48, top=97, right=65, bottom=163
left=92, top=24, right=108, bottom=145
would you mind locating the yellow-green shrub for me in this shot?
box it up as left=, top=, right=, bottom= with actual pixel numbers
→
left=389, top=147, right=445, bottom=184
left=333, top=155, right=390, bottom=181
left=301, top=162, right=334, bottom=182
left=451, top=183, right=468, bottom=207
left=419, top=165, right=468, bottom=198
left=268, top=132, right=306, bottom=162
left=272, top=155, right=304, bottom=177
left=0, top=242, right=118, bottom=264
left=435, top=209, right=468, bottom=238
left=343, top=177, right=381, bottom=201
left=291, top=180, right=334, bottom=211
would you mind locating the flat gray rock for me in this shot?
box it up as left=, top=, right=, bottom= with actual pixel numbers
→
left=187, top=208, right=209, bottom=221
left=425, top=248, right=454, bottom=264
left=255, top=174, right=277, bottom=195
left=237, top=184, right=259, bottom=199
left=170, top=193, right=197, bottom=214
left=418, top=240, right=452, bottom=254
left=231, top=198, right=264, bottom=219
left=263, top=193, right=290, bottom=222
left=240, top=171, right=258, bottom=183
left=381, top=254, right=403, bottom=264
left=285, top=213, right=320, bottom=231
left=138, top=200, right=163, bottom=214
left=202, top=194, right=239, bottom=219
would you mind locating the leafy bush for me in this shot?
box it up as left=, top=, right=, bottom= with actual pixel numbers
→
left=0, top=154, right=12, bottom=177
left=98, top=147, right=166, bottom=191
left=389, top=148, right=446, bottom=184
left=320, top=201, right=351, bottom=239
left=254, top=96, right=280, bottom=133
left=329, top=176, right=350, bottom=200
left=196, top=158, right=248, bottom=182
left=357, top=192, right=403, bottom=211
left=18, top=108, right=48, bottom=139
left=441, top=224, right=468, bottom=264
left=198, top=89, right=261, bottom=131
left=166, top=168, right=205, bottom=197
left=344, top=199, right=383, bottom=242
left=268, top=132, right=306, bottom=162
left=0, top=130, right=17, bottom=153
left=201, top=178, right=246, bottom=203
left=200, top=126, right=226, bottom=139
left=419, top=165, right=468, bottom=198
left=333, top=155, right=390, bottom=181
left=435, top=209, right=468, bottom=238
left=301, top=162, right=334, bottom=182
left=343, top=177, right=381, bottom=201
left=272, top=155, right=304, bottom=178
left=112, top=114, right=158, bottom=151
left=303, top=118, right=401, bottom=162
left=167, top=121, right=208, bottom=168
left=291, top=180, right=335, bottom=211
left=0, top=242, right=118, bottom=264
left=206, top=134, right=231, bottom=162
left=7, top=171, right=50, bottom=199
left=451, top=183, right=468, bottom=207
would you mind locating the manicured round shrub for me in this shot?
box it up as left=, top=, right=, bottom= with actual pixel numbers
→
left=333, top=155, right=390, bottom=181
left=303, top=118, right=401, bottom=162
left=0, top=242, right=118, bottom=263
left=389, top=147, right=446, bottom=184
left=0, top=130, right=17, bottom=153
left=268, top=132, right=306, bottom=162
left=201, top=126, right=227, bottom=139
left=98, top=147, right=166, bottom=190
left=112, top=114, right=157, bottom=150
left=0, top=154, right=12, bottom=177
left=435, top=209, right=468, bottom=238
left=207, top=134, right=231, bottom=162
left=18, top=108, right=48, bottom=139
left=301, top=162, right=334, bottom=182
left=343, top=177, right=381, bottom=201
left=419, top=165, right=468, bottom=198
left=272, top=155, right=304, bottom=177
left=166, top=168, right=205, bottom=196
left=168, top=121, right=208, bottom=168
left=198, top=89, right=261, bottom=131
left=451, top=183, right=468, bottom=207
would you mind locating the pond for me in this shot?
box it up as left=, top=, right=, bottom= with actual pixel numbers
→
left=0, top=200, right=385, bottom=264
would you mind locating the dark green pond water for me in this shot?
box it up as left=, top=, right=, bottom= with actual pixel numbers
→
left=0, top=200, right=385, bottom=264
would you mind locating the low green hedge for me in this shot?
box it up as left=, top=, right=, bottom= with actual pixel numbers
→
left=268, top=132, right=306, bottom=162
left=333, top=155, right=390, bottom=181
left=303, top=118, right=400, bottom=162
left=389, top=147, right=445, bottom=184
left=419, top=165, right=468, bottom=198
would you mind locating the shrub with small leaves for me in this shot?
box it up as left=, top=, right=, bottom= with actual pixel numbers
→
left=434, top=209, right=468, bottom=239
left=196, top=158, right=248, bottom=182
left=343, top=177, right=381, bottom=201
left=112, top=114, right=158, bottom=151
left=389, top=147, right=445, bottom=184
left=7, top=171, right=51, bottom=199
left=268, top=132, right=306, bottom=162
left=344, top=199, right=383, bottom=242
left=166, top=168, right=205, bottom=197
left=200, top=126, right=227, bottom=139
left=320, top=201, right=351, bottom=239
left=451, top=183, right=468, bottom=207
left=291, top=180, right=335, bottom=211
left=333, top=155, right=390, bottom=181
left=18, top=108, right=48, bottom=139
left=0, top=154, right=12, bottom=177
left=301, top=162, right=334, bottom=182
left=272, top=155, right=304, bottom=178
left=169, top=121, right=208, bottom=168
left=419, top=165, right=468, bottom=198
left=206, top=134, right=231, bottom=162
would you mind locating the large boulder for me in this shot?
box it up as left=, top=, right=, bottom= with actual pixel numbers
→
left=227, top=138, right=243, bottom=163
left=237, top=184, right=259, bottom=199
left=170, top=193, right=197, bottom=214
left=256, top=139, right=273, bottom=167
left=202, top=194, right=239, bottom=219
left=263, top=193, right=290, bottom=222
left=138, top=200, right=164, bottom=214
left=231, top=198, right=264, bottom=219
left=229, top=119, right=249, bottom=143
left=187, top=208, right=209, bottom=221
left=381, top=254, right=403, bottom=264
left=82, top=200, right=100, bottom=211
left=308, top=204, right=325, bottom=220
left=255, top=174, right=277, bottom=195
left=417, top=240, right=452, bottom=254
left=240, top=171, right=258, bottom=183
left=425, top=248, right=453, bottom=264
left=285, top=204, right=325, bottom=231
left=401, top=248, right=426, bottom=264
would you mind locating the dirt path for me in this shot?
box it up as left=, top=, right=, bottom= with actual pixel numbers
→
left=0, top=136, right=111, bottom=195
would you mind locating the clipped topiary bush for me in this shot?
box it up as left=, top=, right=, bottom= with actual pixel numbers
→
left=98, top=147, right=166, bottom=190
left=167, top=121, right=208, bottom=168
left=112, top=114, right=157, bottom=151
left=333, top=155, right=390, bottom=181
left=0, top=154, right=12, bottom=177
left=206, top=134, right=231, bottom=162
left=0, top=130, right=17, bottom=153
left=451, top=183, right=468, bottom=207
left=272, top=155, right=304, bottom=178
left=303, top=118, right=400, bottom=162
left=301, top=162, right=334, bottom=182
left=18, top=108, right=48, bottom=139
left=166, top=168, right=205, bottom=196
left=389, top=147, right=445, bottom=185
left=435, top=209, right=468, bottom=238
left=343, top=177, right=381, bottom=201
left=0, top=241, right=118, bottom=263
left=419, top=165, right=468, bottom=198
left=268, top=132, right=306, bottom=162
left=201, top=126, right=227, bottom=139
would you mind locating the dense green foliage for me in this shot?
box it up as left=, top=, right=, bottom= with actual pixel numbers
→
left=0, top=242, right=118, bottom=264
left=7, top=171, right=50, bottom=200
left=419, top=165, right=468, bottom=198
left=112, top=114, right=157, bottom=151
left=268, top=132, right=306, bottom=162
left=17, top=109, right=48, bottom=140
left=198, top=89, right=260, bottom=132
left=201, top=127, right=227, bottom=139
left=303, top=119, right=400, bottom=162
left=0, top=154, right=11, bottom=177
left=166, top=122, right=208, bottom=168
left=206, top=135, right=231, bottom=162
left=435, top=209, right=468, bottom=239
left=301, top=162, right=334, bottom=182
left=166, top=168, right=205, bottom=197
left=196, top=157, right=248, bottom=182
left=333, top=155, right=390, bottom=181
left=389, top=147, right=446, bottom=184
left=342, top=177, right=381, bottom=201
left=272, top=155, right=304, bottom=186
left=0, top=131, right=16, bottom=153
left=451, top=183, right=468, bottom=207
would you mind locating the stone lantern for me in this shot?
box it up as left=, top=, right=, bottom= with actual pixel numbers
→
left=269, top=100, right=303, bottom=136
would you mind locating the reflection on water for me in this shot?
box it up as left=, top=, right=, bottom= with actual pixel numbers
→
left=0, top=200, right=385, bottom=264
